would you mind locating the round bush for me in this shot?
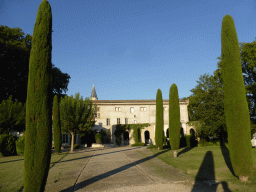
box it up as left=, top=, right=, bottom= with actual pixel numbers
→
left=95, top=133, right=103, bottom=144
left=0, top=134, right=18, bottom=156
left=16, top=134, right=25, bottom=156
left=131, top=142, right=145, bottom=147
left=73, top=144, right=81, bottom=149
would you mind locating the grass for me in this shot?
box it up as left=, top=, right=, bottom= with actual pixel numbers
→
left=150, top=145, right=256, bottom=191
left=0, top=152, right=68, bottom=192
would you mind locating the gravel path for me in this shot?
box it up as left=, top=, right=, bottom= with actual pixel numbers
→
left=45, top=146, right=228, bottom=192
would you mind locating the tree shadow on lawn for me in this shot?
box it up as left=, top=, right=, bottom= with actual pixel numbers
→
left=60, top=148, right=171, bottom=192
left=191, top=151, right=232, bottom=192
left=220, top=144, right=238, bottom=178
left=177, top=147, right=194, bottom=157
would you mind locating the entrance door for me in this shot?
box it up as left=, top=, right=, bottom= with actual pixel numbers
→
left=144, top=131, right=150, bottom=144
left=123, top=131, right=129, bottom=145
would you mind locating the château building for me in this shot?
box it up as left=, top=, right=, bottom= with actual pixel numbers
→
left=90, top=85, right=194, bottom=146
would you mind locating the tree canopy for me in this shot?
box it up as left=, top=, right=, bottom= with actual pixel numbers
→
left=59, top=93, right=96, bottom=152
left=0, top=95, right=26, bottom=134
left=0, top=25, right=71, bottom=104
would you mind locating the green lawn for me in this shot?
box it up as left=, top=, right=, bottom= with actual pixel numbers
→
left=0, top=152, right=68, bottom=192
left=151, top=145, right=256, bottom=191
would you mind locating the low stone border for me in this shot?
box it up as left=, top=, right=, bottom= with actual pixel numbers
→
left=84, top=143, right=115, bottom=147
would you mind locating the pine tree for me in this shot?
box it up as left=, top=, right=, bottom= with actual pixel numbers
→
left=221, top=15, right=253, bottom=181
left=24, top=0, right=52, bottom=191
left=155, top=89, right=163, bottom=150
left=53, top=95, right=61, bottom=154
left=169, top=84, right=180, bottom=157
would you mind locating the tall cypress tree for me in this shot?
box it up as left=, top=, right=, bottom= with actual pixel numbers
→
left=24, top=0, right=52, bottom=191
left=169, top=84, right=180, bottom=157
left=155, top=89, right=163, bottom=150
left=53, top=95, right=61, bottom=154
left=221, top=15, right=253, bottom=181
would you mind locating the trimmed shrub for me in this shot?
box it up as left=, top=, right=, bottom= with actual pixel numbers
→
left=163, top=135, right=167, bottom=146
left=53, top=95, right=61, bottom=154
left=221, top=15, right=253, bottom=177
left=155, top=89, right=163, bottom=150
left=16, top=134, right=25, bottom=156
left=133, top=127, right=139, bottom=143
left=0, top=134, right=18, bottom=156
left=95, top=133, right=103, bottom=144
left=169, top=84, right=180, bottom=151
left=73, top=144, right=81, bottom=149
left=185, top=135, right=191, bottom=148
left=179, top=135, right=187, bottom=148
left=147, top=145, right=156, bottom=149
left=24, top=1, right=53, bottom=191
left=131, top=142, right=146, bottom=147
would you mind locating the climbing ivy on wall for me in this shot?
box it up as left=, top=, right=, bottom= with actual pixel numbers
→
left=114, top=123, right=150, bottom=146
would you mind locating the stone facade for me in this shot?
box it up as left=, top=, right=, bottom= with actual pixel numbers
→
left=91, top=86, right=192, bottom=146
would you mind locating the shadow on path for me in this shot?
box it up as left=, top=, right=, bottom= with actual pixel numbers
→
left=60, top=148, right=171, bottom=192
left=53, top=146, right=144, bottom=165
left=191, top=151, right=231, bottom=192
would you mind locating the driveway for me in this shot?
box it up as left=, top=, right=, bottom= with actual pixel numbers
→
left=45, top=146, right=224, bottom=192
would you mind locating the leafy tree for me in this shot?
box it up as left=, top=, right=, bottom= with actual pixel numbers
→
left=0, top=95, right=26, bottom=134
left=155, top=89, right=163, bottom=150
left=187, top=73, right=226, bottom=142
left=0, top=25, right=71, bottom=104
left=169, top=84, right=180, bottom=157
left=221, top=15, right=253, bottom=181
left=240, top=40, right=256, bottom=122
left=24, top=0, right=53, bottom=191
left=53, top=95, right=61, bottom=154
left=60, top=93, right=96, bottom=152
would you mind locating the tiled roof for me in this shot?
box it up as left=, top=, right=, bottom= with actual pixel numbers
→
left=92, top=99, right=189, bottom=104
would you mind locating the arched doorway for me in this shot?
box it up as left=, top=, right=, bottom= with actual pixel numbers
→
left=144, top=131, right=150, bottom=144
left=190, top=128, right=195, bottom=136
left=166, top=128, right=169, bottom=146
left=123, top=131, right=129, bottom=145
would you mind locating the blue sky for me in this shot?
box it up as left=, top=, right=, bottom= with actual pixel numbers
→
left=1, top=0, right=256, bottom=100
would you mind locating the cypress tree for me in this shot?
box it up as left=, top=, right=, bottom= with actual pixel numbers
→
left=134, top=127, right=139, bottom=143
left=169, top=84, right=180, bottom=157
left=53, top=95, right=61, bottom=154
left=221, top=15, right=253, bottom=181
left=155, top=89, right=163, bottom=150
left=24, top=0, right=52, bottom=191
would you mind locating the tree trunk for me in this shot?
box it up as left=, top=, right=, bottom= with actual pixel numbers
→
left=173, top=150, right=177, bottom=158
left=70, top=132, right=74, bottom=153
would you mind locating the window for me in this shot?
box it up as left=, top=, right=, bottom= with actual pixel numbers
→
left=117, top=118, right=120, bottom=124
left=96, top=107, right=100, bottom=111
left=125, top=118, right=128, bottom=124
left=95, top=113, right=97, bottom=118
left=99, top=123, right=102, bottom=127
left=130, top=107, right=134, bottom=113
left=115, top=107, right=121, bottom=111
left=164, top=107, right=167, bottom=110
left=62, top=134, right=68, bottom=144
left=97, top=113, right=100, bottom=118
left=134, top=115, right=136, bottom=118
left=140, top=107, right=146, bottom=111
left=134, top=120, right=137, bottom=124
left=107, top=118, right=110, bottom=125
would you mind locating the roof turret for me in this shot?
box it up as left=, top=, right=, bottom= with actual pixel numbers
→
left=90, top=84, right=98, bottom=100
